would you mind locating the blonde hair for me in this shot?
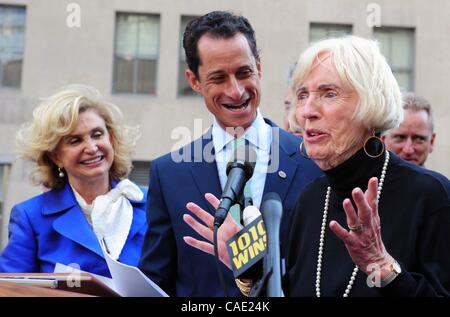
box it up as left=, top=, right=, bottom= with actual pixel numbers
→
left=291, top=35, right=403, bottom=132
left=16, top=84, right=140, bottom=189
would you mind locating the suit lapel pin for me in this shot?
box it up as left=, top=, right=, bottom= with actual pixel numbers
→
left=278, top=170, right=287, bottom=179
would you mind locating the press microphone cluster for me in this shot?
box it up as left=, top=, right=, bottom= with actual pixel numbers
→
left=225, top=192, right=284, bottom=297
left=213, top=144, right=257, bottom=228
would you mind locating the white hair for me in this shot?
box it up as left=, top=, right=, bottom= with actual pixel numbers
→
left=291, top=35, right=403, bottom=132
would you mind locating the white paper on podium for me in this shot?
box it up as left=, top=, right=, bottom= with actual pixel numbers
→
left=54, top=252, right=169, bottom=297
left=101, top=247, right=169, bottom=297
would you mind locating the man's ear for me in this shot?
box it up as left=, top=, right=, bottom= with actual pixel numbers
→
left=185, top=69, right=202, bottom=93
left=429, top=132, right=436, bottom=153
left=256, top=57, right=262, bottom=79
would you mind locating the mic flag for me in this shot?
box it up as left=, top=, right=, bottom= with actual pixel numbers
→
left=226, top=206, right=267, bottom=278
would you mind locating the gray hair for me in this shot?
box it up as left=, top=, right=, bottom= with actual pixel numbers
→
left=402, top=92, right=434, bottom=131
left=291, top=35, right=403, bottom=132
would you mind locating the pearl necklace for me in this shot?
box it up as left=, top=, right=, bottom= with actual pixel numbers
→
left=315, top=150, right=390, bottom=297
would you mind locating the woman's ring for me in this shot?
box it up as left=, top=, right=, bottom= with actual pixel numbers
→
left=349, top=223, right=364, bottom=233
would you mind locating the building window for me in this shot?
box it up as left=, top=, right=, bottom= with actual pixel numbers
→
left=309, top=23, right=352, bottom=43
left=178, top=15, right=198, bottom=97
left=0, top=5, right=26, bottom=88
left=373, top=27, right=415, bottom=91
left=113, top=13, right=160, bottom=95
left=129, top=161, right=151, bottom=189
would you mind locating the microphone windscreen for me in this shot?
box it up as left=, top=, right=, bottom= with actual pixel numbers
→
left=261, top=192, right=283, bottom=222
left=227, top=144, right=257, bottom=178
left=242, top=205, right=261, bottom=226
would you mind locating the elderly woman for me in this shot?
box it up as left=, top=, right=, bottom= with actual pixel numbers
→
left=183, top=36, right=450, bottom=297
left=0, top=85, right=147, bottom=277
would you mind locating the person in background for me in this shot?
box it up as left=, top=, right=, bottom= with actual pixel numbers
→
left=0, top=84, right=147, bottom=277
left=382, top=93, right=436, bottom=166
left=283, top=63, right=302, bottom=137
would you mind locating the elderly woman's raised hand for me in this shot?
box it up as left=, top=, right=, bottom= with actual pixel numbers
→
left=183, top=193, right=241, bottom=269
left=329, top=177, right=396, bottom=281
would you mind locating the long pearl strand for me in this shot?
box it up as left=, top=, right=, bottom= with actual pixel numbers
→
left=315, top=150, right=390, bottom=297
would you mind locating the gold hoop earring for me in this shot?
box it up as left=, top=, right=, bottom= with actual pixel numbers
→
left=299, top=141, right=310, bottom=159
left=58, top=167, right=65, bottom=178
left=363, top=131, right=384, bottom=158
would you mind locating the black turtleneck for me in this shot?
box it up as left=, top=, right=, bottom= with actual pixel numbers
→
left=284, top=146, right=450, bottom=297
left=324, top=138, right=385, bottom=198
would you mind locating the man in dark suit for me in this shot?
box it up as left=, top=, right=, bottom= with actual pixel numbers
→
left=138, top=11, right=321, bottom=297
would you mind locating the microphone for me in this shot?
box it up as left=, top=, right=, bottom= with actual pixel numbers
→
left=242, top=205, right=261, bottom=226
left=214, top=144, right=257, bottom=228
left=260, top=192, right=283, bottom=297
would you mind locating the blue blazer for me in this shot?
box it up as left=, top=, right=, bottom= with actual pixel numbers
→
left=139, top=120, right=322, bottom=296
left=0, top=180, right=147, bottom=277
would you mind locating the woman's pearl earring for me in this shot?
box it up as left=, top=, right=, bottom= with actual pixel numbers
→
left=58, top=167, right=65, bottom=178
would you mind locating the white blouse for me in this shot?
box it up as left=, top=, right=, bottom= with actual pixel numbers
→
left=71, top=179, right=143, bottom=260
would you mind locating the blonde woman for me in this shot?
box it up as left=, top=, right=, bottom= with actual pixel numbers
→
left=0, top=85, right=146, bottom=277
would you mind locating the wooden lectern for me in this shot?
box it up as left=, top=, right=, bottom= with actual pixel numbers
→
left=0, top=273, right=119, bottom=297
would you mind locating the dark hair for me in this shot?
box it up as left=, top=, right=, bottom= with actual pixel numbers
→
left=182, top=11, right=259, bottom=78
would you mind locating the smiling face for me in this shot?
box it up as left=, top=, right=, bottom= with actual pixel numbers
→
left=49, top=108, right=114, bottom=191
left=295, top=54, right=370, bottom=170
left=185, top=33, right=261, bottom=131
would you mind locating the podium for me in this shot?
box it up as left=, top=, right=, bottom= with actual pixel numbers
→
left=0, top=273, right=119, bottom=297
